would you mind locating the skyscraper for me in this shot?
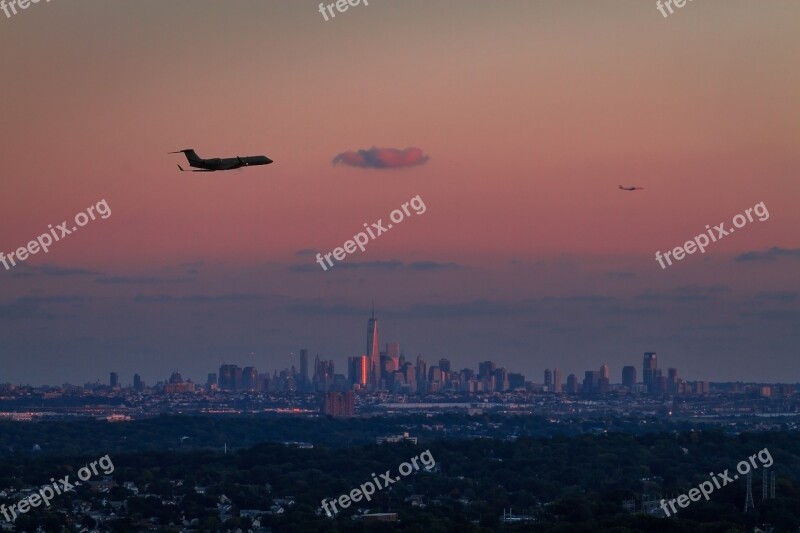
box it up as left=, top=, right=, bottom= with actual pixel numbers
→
left=600, top=364, right=609, bottom=380
left=354, top=355, right=369, bottom=386
left=428, top=366, right=442, bottom=384
left=668, top=367, right=678, bottom=394
left=643, top=352, right=657, bottom=390
left=622, top=366, right=637, bottom=389
left=313, top=356, right=335, bottom=392
left=478, top=361, right=496, bottom=380
left=508, top=373, right=525, bottom=390
left=367, top=309, right=380, bottom=387
left=544, top=369, right=552, bottom=387
left=300, top=349, right=309, bottom=391
left=415, top=355, right=427, bottom=394
left=494, top=367, right=509, bottom=391
left=219, top=364, right=239, bottom=390
left=242, top=367, right=259, bottom=391
left=566, top=373, right=579, bottom=393
left=110, top=372, right=119, bottom=389
left=583, top=370, right=601, bottom=393
left=552, top=368, right=562, bottom=393
left=348, top=355, right=370, bottom=387
left=133, top=373, right=143, bottom=391
left=387, top=342, right=401, bottom=369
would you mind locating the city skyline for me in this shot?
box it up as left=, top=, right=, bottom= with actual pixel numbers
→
left=14, top=312, right=797, bottom=391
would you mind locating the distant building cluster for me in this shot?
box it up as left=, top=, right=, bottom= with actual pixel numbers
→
left=560, top=352, right=713, bottom=396
left=344, top=310, right=527, bottom=396
left=163, top=372, right=195, bottom=394
left=83, top=312, right=795, bottom=413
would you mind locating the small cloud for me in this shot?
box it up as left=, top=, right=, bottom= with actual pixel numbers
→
left=673, top=284, right=728, bottom=294
left=336, top=260, right=405, bottom=270
left=636, top=285, right=728, bottom=303
left=751, top=310, right=800, bottom=321
left=560, top=295, right=615, bottom=303
left=681, top=323, right=741, bottom=332
left=671, top=284, right=729, bottom=302
left=8, top=264, right=100, bottom=277
left=408, top=261, right=461, bottom=271
left=332, top=147, right=429, bottom=169
left=290, top=260, right=403, bottom=272
left=754, top=291, right=798, bottom=303
left=0, top=302, right=57, bottom=320
left=94, top=275, right=195, bottom=285
left=734, top=247, right=800, bottom=262
left=0, top=295, right=83, bottom=321
left=135, top=293, right=282, bottom=303
left=16, top=295, right=85, bottom=304
left=95, top=276, right=164, bottom=285
left=290, top=260, right=461, bottom=273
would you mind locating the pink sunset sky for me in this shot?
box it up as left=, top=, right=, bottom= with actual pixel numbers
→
left=0, top=1, right=798, bottom=385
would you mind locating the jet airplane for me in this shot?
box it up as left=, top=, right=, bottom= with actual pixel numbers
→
left=170, top=149, right=273, bottom=172
left=618, top=185, right=644, bottom=191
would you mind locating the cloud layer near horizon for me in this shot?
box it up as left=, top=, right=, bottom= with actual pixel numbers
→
left=332, top=147, right=429, bottom=169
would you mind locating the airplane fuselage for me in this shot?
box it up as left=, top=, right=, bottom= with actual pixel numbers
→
left=171, top=149, right=273, bottom=172
left=191, top=155, right=273, bottom=171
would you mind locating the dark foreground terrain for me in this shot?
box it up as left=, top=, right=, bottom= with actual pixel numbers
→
left=0, top=416, right=798, bottom=532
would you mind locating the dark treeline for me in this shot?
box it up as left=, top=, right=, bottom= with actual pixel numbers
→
left=0, top=413, right=760, bottom=458
left=0, top=426, right=798, bottom=531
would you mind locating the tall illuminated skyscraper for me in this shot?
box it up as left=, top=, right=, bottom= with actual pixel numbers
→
left=367, top=307, right=380, bottom=386
left=348, top=355, right=369, bottom=386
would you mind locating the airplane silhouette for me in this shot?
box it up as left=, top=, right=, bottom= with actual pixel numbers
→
left=618, top=185, right=644, bottom=191
left=170, top=149, right=273, bottom=172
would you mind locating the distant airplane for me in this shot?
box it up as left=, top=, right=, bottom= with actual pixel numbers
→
left=170, top=149, right=273, bottom=172
left=618, top=185, right=644, bottom=191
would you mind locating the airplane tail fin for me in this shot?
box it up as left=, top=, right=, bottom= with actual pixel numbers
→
left=182, top=149, right=202, bottom=163
left=169, top=149, right=202, bottom=164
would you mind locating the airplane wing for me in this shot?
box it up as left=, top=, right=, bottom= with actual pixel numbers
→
left=177, top=164, right=215, bottom=172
